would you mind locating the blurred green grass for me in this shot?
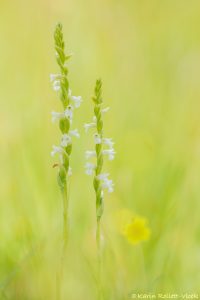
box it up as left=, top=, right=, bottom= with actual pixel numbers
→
left=1, top=0, right=200, bottom=298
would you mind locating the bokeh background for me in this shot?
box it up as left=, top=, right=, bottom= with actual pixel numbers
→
left=1, top=0, right=200, bottom=298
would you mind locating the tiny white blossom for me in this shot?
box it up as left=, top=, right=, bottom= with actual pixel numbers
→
left=101, top=107, right=110, bottom=114
left=102, top=138, right=114, bottom=148
left=51, top=145, right=63, bottom=157
left=61, top=134, right=72, bottom=147
left=53, top=80, right=61, bottom=91
left=68, top=89, right=82, bottom=108
left=50, top=73, right=61, bottom=82
left=102, top=178, right=114, bottom=193
left=84, top=122, right=96, bottom=132
left=97, top=173, right=109, bottom=181
left=85, top=150, right=96, bottom=159
left=85, top=162, right=96, bottom=175
left=94, top=133, right=102, bottom=144
left=103, top=148, right=116, bottom=160
left=51, top=111, right=65, bottom=123
left=64, top=105, right=73, bottom=120
left=97, top=173, right=114, bottom=193
left=69, top=129, right=80, bottom=138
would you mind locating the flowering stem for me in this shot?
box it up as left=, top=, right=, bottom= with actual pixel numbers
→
left=93, top=80, right=104, bottom=299
left=51, top=23, right=80, bottom=300
left=85, top=80, right=115, bottom=298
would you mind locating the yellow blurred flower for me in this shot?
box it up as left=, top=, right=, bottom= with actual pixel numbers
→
left=123, top=216, right=151, bottom=245
left=114, top=209, right=135, bottom=234
left=113, top=209, right=151, bottom=245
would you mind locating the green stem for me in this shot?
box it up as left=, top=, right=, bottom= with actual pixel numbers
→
left=96, top=217, right=103, bottom=300
left=96, top=217, right=101, bottom=253
left=62, top=183, right=69, bottom=248
left=57, top=182, right=69, bottom=300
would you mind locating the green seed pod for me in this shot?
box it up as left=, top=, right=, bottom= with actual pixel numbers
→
left=63, top=153, right=69, bottom=171
left=65, top=144, right=72, bottom=155
left=93, top=177, right=99, bottom=191
left=96, top=197, right=104, bottom=218
left=56, top=56, right=62, bottom=68
left=57, top=166, right=66, bottom=190
left=95, top=143, right=102, bottom=154
left=94, top=105, right=100, bottom=116
left=96, top=156, right=103, bottom=173
left=97, top=119, right=103, bottom=133
left=63, top=77, right=69, bottom=90
left=59, top=117, right=70, bottom=133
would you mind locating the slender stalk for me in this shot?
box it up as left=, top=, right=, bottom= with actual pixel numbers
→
left=96, top=218, right=102, bottom=300
left=96, top=218, right=101, bottom=253
left=61, top=183, right=69, bottom=276
left=56, top=184, right=69, bottom=300
left=93, top=82, right=104, bottom=300
left=62, top=183, right=69, bottom=249
left=51, top=23, right=82, bottom=300
left=85, top=79, right=115, bottom=299
left=87, top=80, right=104, bottom=300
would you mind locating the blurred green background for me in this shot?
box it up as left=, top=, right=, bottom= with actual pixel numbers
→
left=1, top=0, right=200, bottom=298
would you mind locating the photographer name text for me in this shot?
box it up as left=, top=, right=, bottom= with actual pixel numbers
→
left=130, top=294, right=199, bottom=299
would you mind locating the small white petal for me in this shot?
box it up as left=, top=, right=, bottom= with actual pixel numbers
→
left=71, top=96, right=82, bottom=108
left=101, top=178, right=114, bottom=193
left=102, top=138, right=114, bottom=148
left=51, top=111, right=64, bottom=123
left=97, top=173, right=109, bottom=181
left=52, top=80, right=61, bottom=92
left=51, top=145, right=63, bottom=157
left=85, top=150, right=96, bottom=159
left=94, top=133, right=102, bottom=144
left=70, top=129, right=80, bottom=138
left=101, top=107, right=110, bottom=114
left=85, top=162, right=96, bottom=175
left=103, top=148, right=116, bottom=160
left=60, top=134, right=71, bottom=147
left=97, top=173, right=114, bottom=193
left=85, top=169, right=93, bottom=175
left=53, top=85, right=61, bottom=92
left=64, top=105, right=73, bottom=120
left=50, top=73, right=61, bottom=82
left=84, top=123, right=96, bottom=132
left=68, top=89, right=83, bottom=108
